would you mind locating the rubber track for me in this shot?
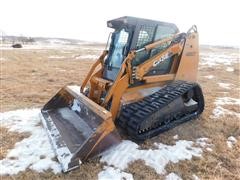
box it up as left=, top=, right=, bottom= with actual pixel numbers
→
left=117, top=81, right=204, bottom=141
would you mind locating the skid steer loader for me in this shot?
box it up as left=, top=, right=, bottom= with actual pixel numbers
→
left=41, top=16, right=204, bottom=172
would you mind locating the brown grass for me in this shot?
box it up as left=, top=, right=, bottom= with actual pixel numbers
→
left=1, top=45, right=239, bottom=179
left=0, top=48, right=96, bottom=111
left=0, top=127, right=30, bottom=160
left=127, top=160, right=164, bottom=180
left=1, top=158, right=103, bottom=180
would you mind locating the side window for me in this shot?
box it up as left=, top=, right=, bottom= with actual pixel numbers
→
left=107, top=29, right=129, bottom=68
left=110, top=29, right=129, bottom=67
left=150, top=25, right=177, bottom=57
left=154, top=25, right=176, bottom=40
left=133, top=25, right=155, bottom=66
left=146, top=25, right=178, bottom=76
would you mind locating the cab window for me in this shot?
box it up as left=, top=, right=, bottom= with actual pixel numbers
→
left=133, top=25, right=155, bottom=66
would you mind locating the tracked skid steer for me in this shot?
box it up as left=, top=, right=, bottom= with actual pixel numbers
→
left=41, top=16, right=204, bottom=172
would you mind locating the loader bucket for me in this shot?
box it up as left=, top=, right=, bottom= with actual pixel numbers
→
left=40, top=86, right=121, bottom=172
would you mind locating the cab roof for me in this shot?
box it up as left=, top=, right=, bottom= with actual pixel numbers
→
left=107, top=16, right=179, bottom=32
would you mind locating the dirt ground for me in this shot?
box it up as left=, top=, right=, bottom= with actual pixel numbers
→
left=0, top=44, right=239, bottom=180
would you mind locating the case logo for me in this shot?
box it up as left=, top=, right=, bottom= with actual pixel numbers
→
left=153, top=52, right=172, bottom=67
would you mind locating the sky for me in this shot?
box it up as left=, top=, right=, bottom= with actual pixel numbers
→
left=0, top=0, right=239, bottom=46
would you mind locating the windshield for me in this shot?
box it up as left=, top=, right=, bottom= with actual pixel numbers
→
left=107, top=29, right=129, bottom=68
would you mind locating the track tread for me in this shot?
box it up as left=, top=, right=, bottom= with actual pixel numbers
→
left=117, top=81, right=204, bottom=141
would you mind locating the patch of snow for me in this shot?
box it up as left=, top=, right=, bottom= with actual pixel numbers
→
left=48, top=55, right=65, bottom=59
left=204, top=75, right=214, bottom=79
left=0, top=43, right=81, bottom=50
left=81, top=47, right=104, bottom=51
left=98, top=166, right=133, bottom=180
left=46, top=39, right=70, bottom=45
left=226, top=136, right=237, bottom=149
left=76, top=41, right=100, bottom=45
left=211, top=97, right=240, bottom=118
left=226, top=67, right=234, bottom=72
left=200, top=52, right=239, bottom=67
left=228, top=136, right=237, bottom=143
left=196, top=138, right=213, bottom=152
left=100, top=140, right=204, bottom=175
left=71, top=99, right=83, bottom=113
left=0, top=109, right=61, bottom=175
left=75, top=54, right=99, bottom=60
left=165, top=172, right=182, bottom=180
left=192, top=174, right=200, bottom=180
left=212, top=106, right=225, bottom=118
left=215, top=97, right=240, bottom=105
left=212, top=106, right=240, bottom=118
left=206, top=147, right=213, bottom=152
left=226, top=141, right=233, bottom=148
left=68, top=85, right=81, bottom=95
left=61, top=51, right=72, bottom=54
left=40, top=113, right=74, bottom=172
left=173, top=135, right=179, bottom=140
left=218, top=83, right=232, bottom=89
left=196, top=138, right=211, bottom=148
left=0, top=44, right=13, bottom=50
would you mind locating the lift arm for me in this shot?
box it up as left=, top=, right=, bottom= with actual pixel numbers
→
left=134, top=34, right=186, bottom=80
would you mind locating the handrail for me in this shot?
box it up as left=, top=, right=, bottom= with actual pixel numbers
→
left=135, top=34, right=179, bottom=53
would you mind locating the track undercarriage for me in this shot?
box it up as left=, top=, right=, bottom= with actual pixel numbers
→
left=117, top=81, right=204, bottom=141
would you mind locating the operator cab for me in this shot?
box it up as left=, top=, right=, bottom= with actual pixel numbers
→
left=103, top=16, right=179, bottom=81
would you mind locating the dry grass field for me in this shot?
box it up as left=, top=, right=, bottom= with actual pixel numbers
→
left=0, top=43, right=239, bottom=180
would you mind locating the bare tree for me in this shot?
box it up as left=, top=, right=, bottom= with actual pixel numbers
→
left=0, top=30, right=7, bottom=44
left=26, top=37, right=35, bottom=44
left=18, top=35, right=27, bottom=44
